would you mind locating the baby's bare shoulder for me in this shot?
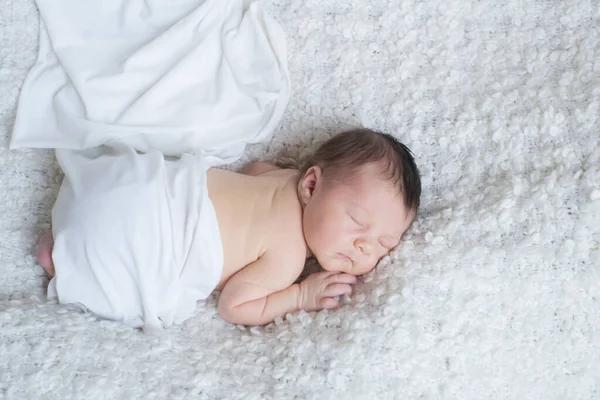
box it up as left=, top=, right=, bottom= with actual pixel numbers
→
left=233, top=190, right=306, bottom=287
left=262, top=175, right=306, bottom=259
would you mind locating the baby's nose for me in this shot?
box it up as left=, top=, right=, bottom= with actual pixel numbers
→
left=355, top=239, right=373, bottom=255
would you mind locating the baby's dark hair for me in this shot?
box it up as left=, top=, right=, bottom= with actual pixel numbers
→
left=299, top=129, right=421, bottom=211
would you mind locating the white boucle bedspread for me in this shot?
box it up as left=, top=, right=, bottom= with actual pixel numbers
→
left=1, top=0, right=599, bottom=399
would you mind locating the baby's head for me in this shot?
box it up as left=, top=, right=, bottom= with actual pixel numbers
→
left=297, top=129, right=421, bottom=275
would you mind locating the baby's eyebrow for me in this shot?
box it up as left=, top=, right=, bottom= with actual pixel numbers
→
left=348, top=206, right=370, bottom=222
left=349, top=201, right=369, bottom=214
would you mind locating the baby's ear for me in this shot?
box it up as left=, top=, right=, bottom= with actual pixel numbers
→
left=299, top=166, right=322, bottom=205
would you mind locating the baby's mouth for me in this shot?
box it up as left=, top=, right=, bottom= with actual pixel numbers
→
left=337, top=253, right=353, bottom=264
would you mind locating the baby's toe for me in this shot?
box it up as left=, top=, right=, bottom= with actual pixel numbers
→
left=37, top=232, right=55, bottom=276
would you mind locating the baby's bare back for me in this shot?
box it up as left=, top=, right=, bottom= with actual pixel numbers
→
left=206, top=167, right=306, bottom=291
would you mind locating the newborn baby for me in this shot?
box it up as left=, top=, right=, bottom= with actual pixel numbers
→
left=37, top=129, right=421, bottom=327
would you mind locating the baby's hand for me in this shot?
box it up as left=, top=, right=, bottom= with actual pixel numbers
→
left=298, top=271, right=357, bottom=312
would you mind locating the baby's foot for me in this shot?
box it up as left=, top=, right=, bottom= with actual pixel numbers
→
left=37, top=231, right=55, bottom=277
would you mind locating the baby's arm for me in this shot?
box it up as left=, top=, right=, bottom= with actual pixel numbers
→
left=218, top=250, right=356, bottom=326
left=217, top=251, right=302, bottom=325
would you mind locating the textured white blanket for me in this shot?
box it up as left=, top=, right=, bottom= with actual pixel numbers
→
left=1, top=0, right=599, bottom=399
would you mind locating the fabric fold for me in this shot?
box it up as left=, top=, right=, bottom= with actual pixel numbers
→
left=11, top=0, right=290, bottom=164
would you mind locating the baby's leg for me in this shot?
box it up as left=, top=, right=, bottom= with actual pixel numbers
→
left=37, top=231, right=55, bottom=276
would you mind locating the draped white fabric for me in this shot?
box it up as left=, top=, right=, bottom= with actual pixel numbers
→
left=10, top=0, right=290, bottom=164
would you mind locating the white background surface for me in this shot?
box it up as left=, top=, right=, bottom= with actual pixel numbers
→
left=1, top=0, right=599, bottom=398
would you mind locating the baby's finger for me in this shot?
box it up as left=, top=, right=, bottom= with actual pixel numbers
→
left=319, top=297, right=339, bottom=309
left=326, top=273, right=358, bottom=285
left=323, top=283, right=352, bottom=297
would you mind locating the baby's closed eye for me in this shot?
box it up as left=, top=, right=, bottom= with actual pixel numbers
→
left=348, top=213, right=366, bottom=228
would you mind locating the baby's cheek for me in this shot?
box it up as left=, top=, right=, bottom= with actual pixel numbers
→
left=311, top=224, right=335, bottom=252
left=319, top=217, right=338, bottom=237
left=365, top=254, right=382, bottom=271
left=356, top=261, right=376, bottom=276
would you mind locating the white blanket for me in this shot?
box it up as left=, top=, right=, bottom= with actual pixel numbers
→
left=10, top=0, right=290, bottom=163
left=50, top=145, right=222, bottom=330
left=2, top=0, right=598, bottom=398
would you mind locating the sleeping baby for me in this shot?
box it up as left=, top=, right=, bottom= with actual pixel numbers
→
left=37, top=128, right=421, bottom=328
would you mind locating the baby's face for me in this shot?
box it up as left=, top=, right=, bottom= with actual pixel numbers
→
left=301, top=163, right=414, bottom=276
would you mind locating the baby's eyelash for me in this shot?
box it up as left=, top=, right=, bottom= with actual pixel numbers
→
left=349, top=214, right=365, bottom=227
